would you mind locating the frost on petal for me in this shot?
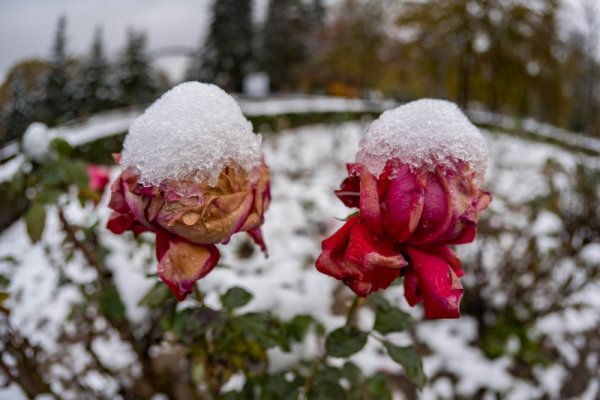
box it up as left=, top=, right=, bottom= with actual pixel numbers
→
left=120, top=81, right=263, bottom=188
left=356, top=99, right=488, bottom=183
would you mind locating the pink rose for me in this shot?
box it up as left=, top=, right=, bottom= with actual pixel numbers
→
left=87, top=164, right=110, bottom=194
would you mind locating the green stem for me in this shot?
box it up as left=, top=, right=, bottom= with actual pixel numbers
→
left=345, top=296, right=364, bottom=327
left=193, top=284, right=205, bottom=307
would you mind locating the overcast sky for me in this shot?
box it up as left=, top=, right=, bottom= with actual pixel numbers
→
left=0, top=0, right=270, bottom=84
left=0, top=0, right=596, bottom=85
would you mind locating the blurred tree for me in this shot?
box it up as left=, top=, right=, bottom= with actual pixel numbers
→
left=301, top=0, right=385, bottom=96
left=309, top=0, right=326, bottom=27
left=393, top=0, right=564, bottom=123
left=2, top=74, right=33, bottom=143
left=0, top=60, right=50, bottom=110
left=570, top=0, right=600, bottom=136
left=395, top=0, right=476, bottom=108
left=70, top=28, right=118, bottom=116
left=38, top=16, right=73, bottom=124
left=262, top=0, right=311, bottom=91
left=116, top=29, right=160, bottom=106
left=0, top=60, right=49, bottom=145
left=186, top=0, right=254, bottom=92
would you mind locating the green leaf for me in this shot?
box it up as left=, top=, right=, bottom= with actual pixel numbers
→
left=366, top=373, right=392, bottom=400
left=236, top=313, right=286, bottom=349
left=285, top=314, right=314, bottom=342
left=173, top=307, right=222, bottom=341
left=383, top=342, right=426, bottom=389
left=51, top=137, right=73, bottom=158
left=373, top=307, right=413, bottom=334
left=25, top=202, right=46, bottom=243
left=35, top=189, right=62, bottom=205
left=221, top=286, right=253, bottom=309
left=65, top=160, right=90, bottom=188
left=341, top=361, right=363, bottom=383
left=308, top=381, right=347, bottom=400
left=368, top=292, right=392, bottom=311
left=325, top=326, right=368, bottom=358
left=334, top=210, right=359, bottom=222
left=98, top=283, right=126, bottom=322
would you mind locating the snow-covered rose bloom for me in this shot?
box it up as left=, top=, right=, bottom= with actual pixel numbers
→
left=107, top=82, right=270, bottom=301
left=316, top=100, right=490, bottom=319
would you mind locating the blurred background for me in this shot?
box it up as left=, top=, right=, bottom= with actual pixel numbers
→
left=1, top=0, right=599, bottom=135
left=0, top=0, right=599, bottom=399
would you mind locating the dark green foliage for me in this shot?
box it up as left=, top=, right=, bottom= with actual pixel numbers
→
left=25, top=202, right=45, bottom=244
left=39, top=16, right=73, bottom=124
left=373, top=306, right=413, bottom=335
left=70, top=28, right=118, bottom=115
left=221, top=286, right=253, bottom=309
left=2, top=74, right=33, bottom=142
left=365, top=373, right=393, bottom=400
left=325, top=326, right=368, bottom=357
left=262, top=0, right=311, bottom=91
left=368, top=292, right=414, bottom=334
left=187, top=0, right=254, bottom=92
left=98, top=282, right=126, bottom=322
left=116, top=29, right=160, bottom=106
left=383, top=342, right=427, bottom=389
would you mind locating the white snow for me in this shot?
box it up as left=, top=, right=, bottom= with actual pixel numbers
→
left=120, top=82, right=263, bottom=186
left=22, top=123, right=51, bottom=162
left=0, top=154, right=24, bottom=183
left=580, top=243, right=600, bottom=265
left=59, top=109, right=140, bottom=147
left=239, top=95, right=395, bottom=116
left=357, top=99, right=488, bottom=180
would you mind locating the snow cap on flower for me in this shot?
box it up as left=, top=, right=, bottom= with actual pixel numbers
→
left=120, top=82, right=263, bottom=187
left=357, top=99, right=488, bottom=182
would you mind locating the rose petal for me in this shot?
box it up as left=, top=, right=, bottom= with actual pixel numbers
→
left=344, top=220, right=406, bottom=271
left=356, top=165, right=383, bottom=233
left=247, top=227, right=268, bottom=256
left=335, top=163, right=361, bottom=208
left=315, top=217, right=362, bottom=281
left=157, top=236, right=220, bottom=301
left=408, top=170, right=453, bottom=245
left=106, top=212, right=135, bottom=235
left=384, top=164, right=427, bottom=242
left=405, top=247, right=463, bottom=319
left=403, top=268, right=421, bottom=306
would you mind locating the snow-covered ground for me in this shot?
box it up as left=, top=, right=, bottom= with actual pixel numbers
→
left=1, top=121, right=599, bottom=399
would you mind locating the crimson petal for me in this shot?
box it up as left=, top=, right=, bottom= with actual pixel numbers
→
left=405, top=247, right=463, bottom=319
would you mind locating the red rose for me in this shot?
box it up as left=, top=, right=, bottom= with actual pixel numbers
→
left=316, top=160, right=490, bottom=319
